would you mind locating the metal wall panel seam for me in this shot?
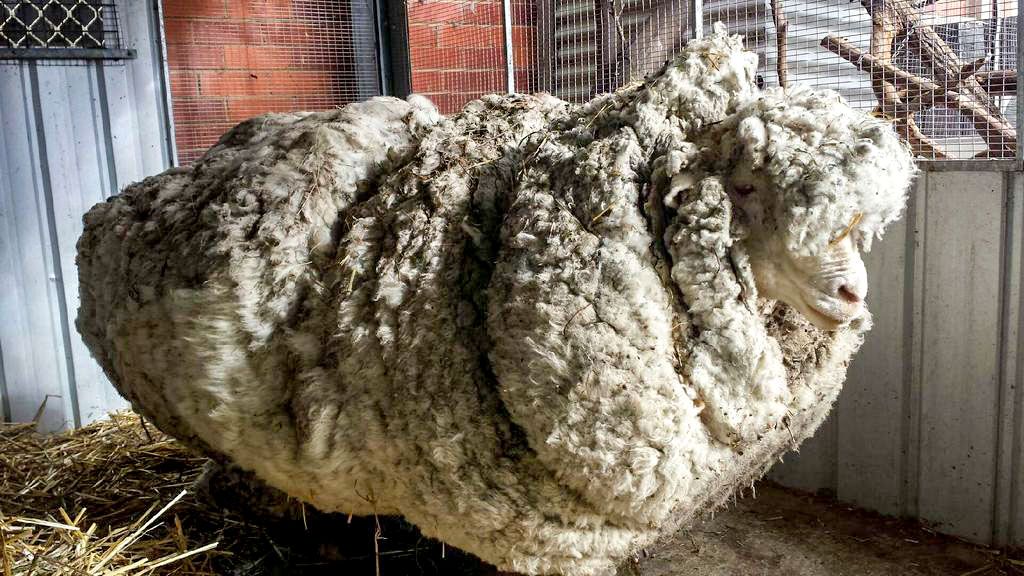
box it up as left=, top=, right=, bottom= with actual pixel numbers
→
left=901, top=173, right=926, bottom=519
left=27, top=61, right=81, bottom=428
left=94, top=61, right=120, bottom=195
left=994, top=171, right=1022, bottom=546
left=143, top=0, right=175, bottom=168
left=0, top=339, right=8, bottom=421
left=152, top=0, right=178, bottom=167
left=1016, top=0, right=1023, bottom=171
left=0, top=62, right=56, bottom=427
left=1010, top=170, right=1024, bottom=546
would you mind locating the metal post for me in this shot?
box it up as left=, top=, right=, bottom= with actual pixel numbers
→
left=502, top=0, right=516, bottom=93
left=690, top=0, right=704, bottom=40
left=1017, top=0, right=1023, bottom=168
left=153, top=0, right=179, bottom=167
left=377, top=0, right=411, bottom=98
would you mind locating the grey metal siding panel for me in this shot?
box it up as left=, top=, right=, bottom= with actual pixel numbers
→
left=770, top=170, right=1024, bottom=548
left=0, top=0, right=170, bottom=429
left=916, top=171, right=1003, bottom=543
left=0, top=62, right=76, bottom=432
left=36, top=64, right=122, bottom=425
left=769, top=412, right=838, bottom=494
left=835, top=213, right=910, bottom=517
left=995, top=172, right=1022, bottom=547
left=120, top=0, right=175, bottom=173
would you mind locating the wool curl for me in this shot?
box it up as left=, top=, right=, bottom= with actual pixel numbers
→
left=76, top=24, right=916, bottom=576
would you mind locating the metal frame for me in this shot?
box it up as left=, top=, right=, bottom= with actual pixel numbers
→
left=380, top=0, right=411, bottom=98
left=502, top=0, right=515, bottom=93
left=153, top=0, right=178, bottom=167
left=0, top=47, right=135, bottom=59
left=1018, top=0, right=1023, bottom=170
left=919, top=159, right=1020, bottom=171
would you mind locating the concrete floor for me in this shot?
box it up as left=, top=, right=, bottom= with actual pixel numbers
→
left=634, top=483, right=1021, bottom=576
left=234, top=481, right=1022, bottom=575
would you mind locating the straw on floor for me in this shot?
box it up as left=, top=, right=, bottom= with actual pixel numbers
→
left=0, top=410, right=490, bottom=576
left=0, top=410, right=246, bottom=575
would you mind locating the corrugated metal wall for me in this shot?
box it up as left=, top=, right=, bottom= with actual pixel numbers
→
left=0, top=0, right=174, bottom=432
left=771, top=168, right=1024, bottom=548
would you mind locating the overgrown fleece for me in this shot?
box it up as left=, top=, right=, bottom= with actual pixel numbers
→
left=76, top=25, right=916, bottom=576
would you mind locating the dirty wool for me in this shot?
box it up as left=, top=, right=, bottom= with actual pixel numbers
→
left=75, top=25, right=916, bottom=575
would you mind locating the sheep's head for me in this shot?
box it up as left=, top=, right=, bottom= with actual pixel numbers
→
left=703, top=85, right=918, bottom=330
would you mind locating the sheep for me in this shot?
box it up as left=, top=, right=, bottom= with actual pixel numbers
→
left=75, top=24, right=916, bottom=576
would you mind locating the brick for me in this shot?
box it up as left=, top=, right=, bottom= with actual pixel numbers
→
left=167, top=43, right=225, bottom=70
left=172, top=97, right=228, bottom=122
left=162, top=0, right=227, bottom=19
left=252, top=21, right=317, bottom=46
left=448, top=69, right=504, bottom=92
left=169, top=71, right=200, bottom=97
left=412, top=70, right=451, bottom=93
left=457, top=48, right=503, bottom=70
left=437, top=24, right=502, bottom=48
left=510, top=0, right=535, bottom=26
left=187, top=19, right=246, bottom=44
left=408, top=24, right=439, bottom=48
left=514, top=69, right=533, bottom=92
left=199, top=70, right=338, bottom=97
left=225, top=96, right=300, bottom=121
left=162, top=18, right=193, bottom=45
left=223, top=45, right=296, bottom=69
left=411, top=46, right=458, bottom=69
left=512, top=27, right=534, bottom=68
left=228, top=0, right=294, bottom=18
left=460, top=1, right=503, bottom=25
left=408, top=0, right=503, bottom=25
left=408, top=1, right=463, bottom=24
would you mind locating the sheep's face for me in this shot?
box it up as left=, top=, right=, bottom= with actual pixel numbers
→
left=745, top=232, right=867, bottom=330
left=704, top=85, right=917, bottom=330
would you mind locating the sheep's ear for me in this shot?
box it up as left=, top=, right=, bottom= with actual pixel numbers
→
left=736, top=116, right=767, bottom=169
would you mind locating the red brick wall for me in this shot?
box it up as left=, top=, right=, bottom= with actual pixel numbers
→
left=164, top=0, right=368, bottom=164
left=406, top=0, right=536, bottom=114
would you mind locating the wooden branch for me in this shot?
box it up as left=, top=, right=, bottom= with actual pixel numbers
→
left=770, top=0, right=789, bottom=88
left=863, top=5, right=948, bottom=159
left=858, top=0, right=1014, bottom=157
left=823, top=35, right=1015, bottom=157
left=976, top=70, right=1016, bottom=95
left=899, top=56, right=988, bottom=115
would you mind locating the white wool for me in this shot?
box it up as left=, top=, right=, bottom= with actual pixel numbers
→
left=76, top=26, right=915, bottom=576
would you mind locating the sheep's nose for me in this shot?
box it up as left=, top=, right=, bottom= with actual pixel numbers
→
left=838, top=285, right=862, bottom=304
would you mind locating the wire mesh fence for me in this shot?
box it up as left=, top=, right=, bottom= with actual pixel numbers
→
left=708, top=0, right=1018, bottom=159
left=405, top=0, right=1019, bottom=160
left=163, top=0, right=381, bottom=164
left=157, top=0, right=1019, bottom=162
left=406, top=0, right=510, bottom=112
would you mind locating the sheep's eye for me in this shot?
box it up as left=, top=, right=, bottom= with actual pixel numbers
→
left=734, top=185, right=755, bottom=197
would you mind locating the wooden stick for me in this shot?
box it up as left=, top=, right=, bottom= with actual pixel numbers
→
left=899, top=56, right=988, bottom=115
left=976, top=70, right=1016, bottom=95
left=822, top=35, right=1014, bottom=154
left=770, top=0, right=789, bottom=88
left=864, top=6, right=949, bottom=159
left=857, top=0, right=1014, bottom=156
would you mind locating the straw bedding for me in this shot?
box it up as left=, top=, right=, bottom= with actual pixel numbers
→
left=0, top=411, right=487, bottom=576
